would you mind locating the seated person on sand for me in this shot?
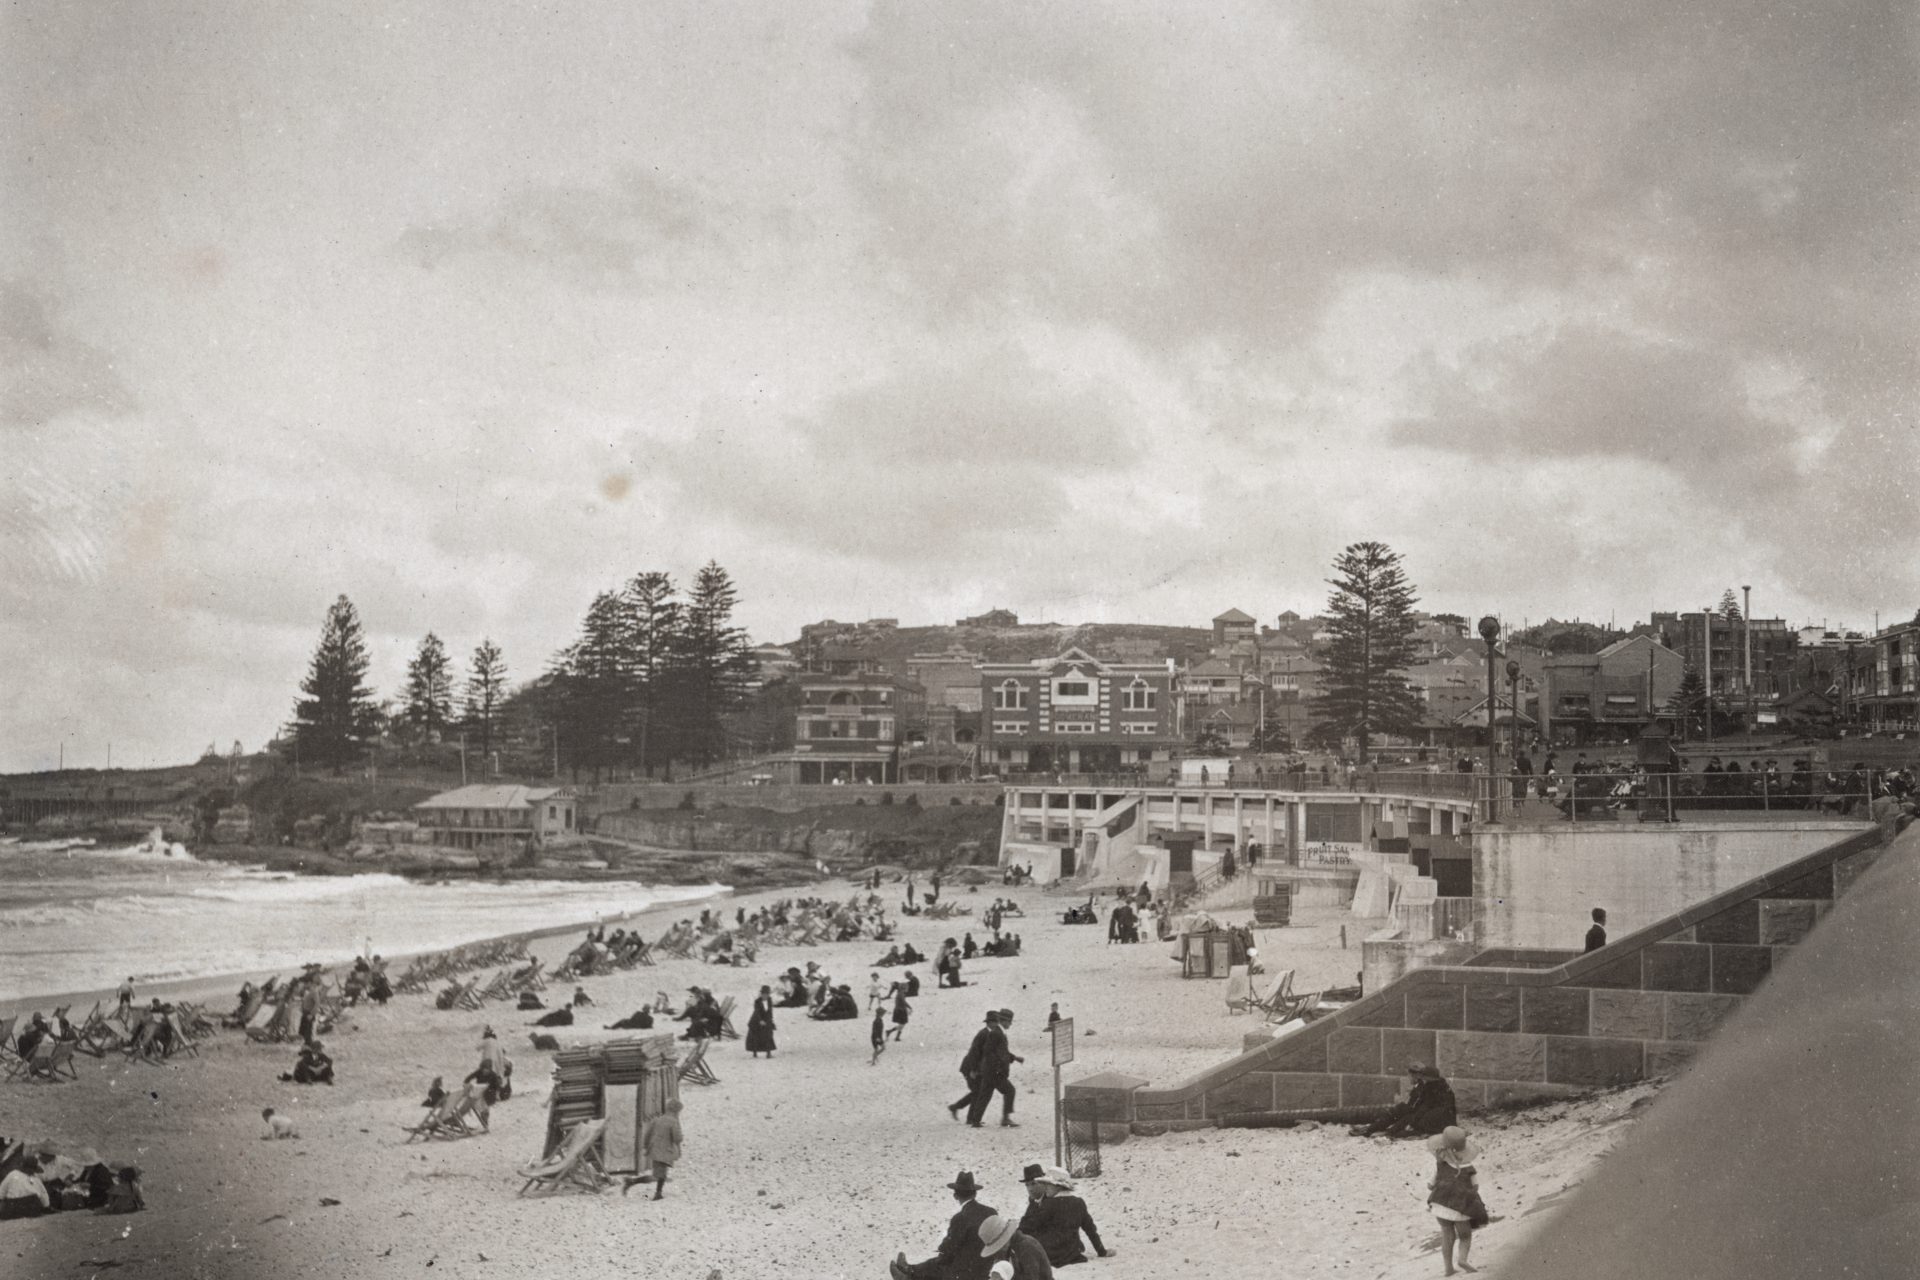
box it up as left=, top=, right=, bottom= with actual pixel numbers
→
left=517, top=990, right=545, bottom=1011
left=0, top=1158, right=50, bottom=1220
left=809, top=985, right=860, bottom=1021
left=531, top=1005, right=575, bottom=1028
left=15, top=1014, right=50, bottom=1061
left=1349, top=1061, right=1456, bottom=1138
left=421, top=1076, right=448, bottom=1111
left=605, top=1007, right=656, bottom=1031
left=571, top=986, right=594, bottom=1008
left=367, top=965, right=392, bottom=1004
left=281, top=1040, right=335, bottom=1086
left=899, top=943, right=925, bottom=965
left=877, top=945, right=904, bottom=967
left=98, top=1167, right=143, bottom=1216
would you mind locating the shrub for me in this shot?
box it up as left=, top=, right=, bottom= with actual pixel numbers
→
left=678, top=791, right=697, bottom=811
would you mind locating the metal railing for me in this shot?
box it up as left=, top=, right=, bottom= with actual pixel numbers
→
left=1472, top=771, right=1878, bottom=824
left=997, top=770, right=1480, bottom=799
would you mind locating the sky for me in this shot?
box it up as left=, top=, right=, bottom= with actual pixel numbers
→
left=3, top=2, right=1915, bottom=773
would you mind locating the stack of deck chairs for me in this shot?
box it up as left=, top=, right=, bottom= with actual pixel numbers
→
left=540, top=1034, right=680, bottom=1168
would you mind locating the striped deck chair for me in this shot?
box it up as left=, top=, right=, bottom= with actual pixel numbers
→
left=518, top=1118, right=610, bottom=1197
left=1251, top=969, right=1297, bottom=1022
left=454, top=977, right=486, bottom=1011
left=629, top=941, right=655, bottom=968
left=676, top=1037, right=719, bottom=1086
left=716, top=997, right=740, bottom=1040
left=403, top=1091, right=485, bottom=1142
left=481, top=969, right=514, bottom=1001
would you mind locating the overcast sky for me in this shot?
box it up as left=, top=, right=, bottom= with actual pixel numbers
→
left=3, top=2, right=1915, bottom=773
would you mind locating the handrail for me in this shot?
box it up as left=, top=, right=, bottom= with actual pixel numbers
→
left=1469, top=770, right=1880, bottom=824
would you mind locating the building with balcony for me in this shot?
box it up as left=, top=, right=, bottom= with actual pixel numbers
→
left=904, top=645, right=985, bottom=711
left=790, top=670, right=927, bottom=784
left=1650, top=611, right=1797, bottom=701
left=1211, top=607, right=1257, bottom=646
left=977, top=647, right=1180, bottom=774
left=413, top=784, right=577, bottom=852
left=1852, top=618, right=1920, bottom=733
left=1540, top=634, right=1686, bottom=745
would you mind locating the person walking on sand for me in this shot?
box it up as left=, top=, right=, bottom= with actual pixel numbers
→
left=746, top=985, right=777, bottom=1058
left=869, top=972, right=888, bottom=1013
left=966, top=1008, right=1022, bottom=1128
left=950, top=1011, right=998, bottom=1123
left=871, top=1003, right=888, bottom=1065
left=888, top=983, right=911, bottom=1042
left=1425, top=1126, right=1489, bottom=1275
left=627, top=1098, right=683, bottom=1201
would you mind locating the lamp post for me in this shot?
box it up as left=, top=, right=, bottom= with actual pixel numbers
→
left=1506, top=658, right=1522, bottom=762
left=1478, top=617, right=1500, bottom=804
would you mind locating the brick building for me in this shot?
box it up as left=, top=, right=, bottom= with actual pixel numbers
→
left=977, top=648, right=1179, bottom=774
left=790, top=669, right=927, bottom=784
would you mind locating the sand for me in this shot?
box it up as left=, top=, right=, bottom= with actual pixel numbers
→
left=1, top=881, right=1660, bottom=1279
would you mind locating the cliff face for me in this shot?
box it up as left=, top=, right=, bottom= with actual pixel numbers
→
left=592, top=804, right=1000, bottom=872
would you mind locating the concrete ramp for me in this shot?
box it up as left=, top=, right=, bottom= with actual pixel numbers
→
left=1067, top=818, right=1906, bottom=1129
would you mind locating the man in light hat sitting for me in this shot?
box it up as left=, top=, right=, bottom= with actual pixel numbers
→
left=1018, top=1164, right=1111, bottom=1266
left=977, top=1210, right=1053, bottom=1279
left=892, top=1169, right=998, bottom=1280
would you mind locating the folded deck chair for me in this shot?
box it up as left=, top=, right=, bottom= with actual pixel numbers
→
left=26, top=1040, right=80, bottom=1083
left=1251, top=969, right=1297, bottom=1022
left=677, top=1037, right=719, bottom=1086
left=0, top=1015, right=18, bottom=1067
left=716, top=997, right=741, bottom=1040
left=1223, top=964, right=1252, bottom=1015
left=518, top=1117, right=610, bottom=1197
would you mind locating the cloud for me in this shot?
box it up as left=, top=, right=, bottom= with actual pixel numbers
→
left=1, top=280, right=136, bottom=429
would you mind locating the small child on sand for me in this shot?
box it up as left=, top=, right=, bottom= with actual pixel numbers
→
left=262, top=1108, right=298, bottom=1140
left=870, top=1005, right=887, bottom=1065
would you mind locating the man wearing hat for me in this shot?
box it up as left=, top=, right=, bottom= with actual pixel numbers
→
left=892, top=1170, right=998, bottom=1280
left=965, top=1009, right=1024, bottom=1128
left=1018, top=1165, right=1111, bottom=1266
left=977, top=1210, right=1053, bottom=1278
left=1349, top=1061, right=1456, bottom=1138
left=950, top=1011, right=1000, bottom=1124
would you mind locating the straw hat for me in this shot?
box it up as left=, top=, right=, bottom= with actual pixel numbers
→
left=977, top=1214, right=1019, bottom=1256
left=1426, top=1125, right=1479, bottom=1163
left=1038, top=1165, right=1074, bottom=1190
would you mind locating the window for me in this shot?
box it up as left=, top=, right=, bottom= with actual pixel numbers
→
left=1057, top=721, right=1095, bottom=734
left=1122, top=722, right=1156, bottom=735
left=993, top=680, right=1028, bottom=710
left=1122, top=679, right=1156, bottom=711
left=1056, top=681, right=1091, bottom=698
left=1050, top=672, right=1099, bottom=706
left=993, top=720, right=1026, bottom=735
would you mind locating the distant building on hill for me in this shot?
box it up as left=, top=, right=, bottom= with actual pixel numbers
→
left=1212, top=607, right=1256, bottom=646
left=958, top=608, right=1020, bottom=628
left=414, top=784, right=577, bottom=852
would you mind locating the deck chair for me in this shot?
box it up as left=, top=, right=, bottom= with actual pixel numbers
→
left=165, top=1012, right=201, bottom=1057
left=677, top=1037, right=719, bottom=1086
left=22, top=1040, right=80, bottom=1083
left=1223, top=964, right=1252, bottom=1015
left=1251, top=969, right=1297, bottom=1022
left=404, top=1092, right=485, bottom=1142
left=76, top=1007, right=127, bottom=1057
left=518, top=1118, right=610, bottom=1196
left=0, top=1015, right=18, bottom=1067
left=716, top=996, right=741, bottom=1040
left=454, top=978, right=485, bottom=1011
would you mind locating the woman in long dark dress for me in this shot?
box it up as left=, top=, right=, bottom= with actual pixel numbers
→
left=746, top=986, right=777, bottom=1058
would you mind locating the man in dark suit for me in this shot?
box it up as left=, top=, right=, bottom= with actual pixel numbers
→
left=893, top=1169, right=997, bottom=1280
left=950, top=1012, right=998, bottom=1124
left=967, top=1008, right=1023, bottom=1128
left=1585, top=907, right=1609, bottom=953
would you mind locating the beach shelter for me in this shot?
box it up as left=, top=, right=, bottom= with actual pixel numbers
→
left=541, top=1034, right=680, bottom=1174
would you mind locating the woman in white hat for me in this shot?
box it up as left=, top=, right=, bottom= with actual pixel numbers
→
left=1425, top=1126, right=1488, bottom=1275
left=977, top=1211, right=1052, bottom=1278
left=1018, top=1165, right=1112, bottom=1266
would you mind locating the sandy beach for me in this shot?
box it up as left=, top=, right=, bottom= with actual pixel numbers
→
left=2, top=880, right=1661, bottom=1279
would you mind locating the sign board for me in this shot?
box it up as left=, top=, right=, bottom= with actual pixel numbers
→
left=1051, top=1017, right=1075, bottom=1067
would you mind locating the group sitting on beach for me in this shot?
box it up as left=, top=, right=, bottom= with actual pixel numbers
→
left=279, top=1039, right=334, bottom=1086
left=0, top=1140, right=144, bottom=1221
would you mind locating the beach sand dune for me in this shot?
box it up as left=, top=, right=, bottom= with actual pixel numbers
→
left=1, top=884, right=1657, bottom=1279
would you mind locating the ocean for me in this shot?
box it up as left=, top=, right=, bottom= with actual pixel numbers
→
left=0, top=836, right=725, bottom=1004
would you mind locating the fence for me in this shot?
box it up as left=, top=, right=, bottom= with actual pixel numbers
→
left=1471, top=771, right=1877, bottom=824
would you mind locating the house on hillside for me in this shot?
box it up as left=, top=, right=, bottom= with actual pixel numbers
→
left=414, top=784, right=578, bottom=852
left=1212, top=608, right=1257, bottom=647
left=1540, top=634, right=1686, bottom=746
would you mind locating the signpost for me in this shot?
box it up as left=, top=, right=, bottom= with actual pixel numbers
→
left=1050, top=1017, right=1075, bottom=1166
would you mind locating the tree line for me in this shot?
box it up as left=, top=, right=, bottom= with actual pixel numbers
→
left=286, top=561, right=753, bottom=779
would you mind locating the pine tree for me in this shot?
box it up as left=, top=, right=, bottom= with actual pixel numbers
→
left=1718, top=589, right=1742, bottom=621
left=551, top=591, right=636, bottom=780
left=1310, top=542, right=1423, bottom=762
left=404, top=633, right=455, bottom=741
left=673, top=561, right=755, bottom=768
left=1666, top=667, right=1708, bottom=739
left=464, top=638, right=508, bottom=761
left=622, top=571, right=682, bottom=777
left=292, top=595, right=380, bottom=769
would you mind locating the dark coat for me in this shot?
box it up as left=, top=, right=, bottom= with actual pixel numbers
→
left=960, top=1025, right=994, bottom=1083
left=745, top=995, right=776, bottom=1053
left=1019, top=1193, right=1107, bottom=1264
left=905, top=1198, right=997, bottom=1280
left=980, top=1023, right=1016, bottom=1081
